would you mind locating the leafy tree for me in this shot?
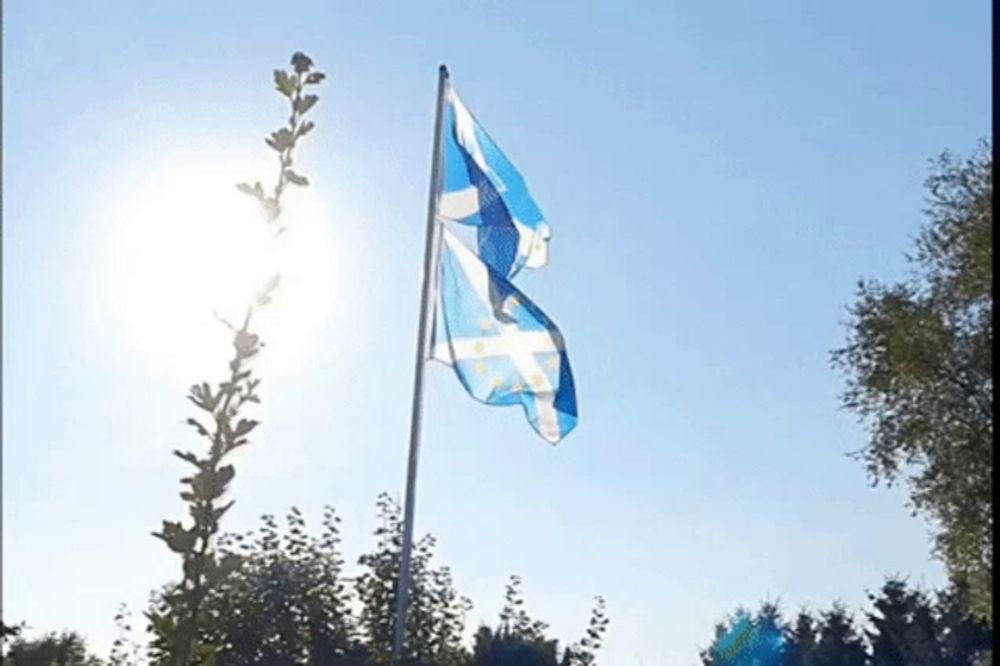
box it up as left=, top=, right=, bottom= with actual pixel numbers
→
left=19, top=499, right=606, bottom=666
left=472, top=576, right=609, bottom=666
left=149, top=497, right=478, bottom=666
left=107, top=606, right=142, bottom=666
left=563, top=596, right=609, bottom=666
left=473, top=575, right=561, bottom=666
left=832, top=141, right=993, bottom=624
left=2, top=631, right=103, bottom=666
left=174, top=506, right=364, bottom=665
left=355, top=493, right=471, bottom=666
left=471, top=626, right=560, bottom=666
left=146, top=50, right=327, bottom=666
left=1, top=623, right=23, bottom=645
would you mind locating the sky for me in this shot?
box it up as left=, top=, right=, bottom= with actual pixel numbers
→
left=1, top=1, right=991, bottom=664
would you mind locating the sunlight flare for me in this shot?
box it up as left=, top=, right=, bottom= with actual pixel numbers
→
left=104, top=164, right=335, bottom=381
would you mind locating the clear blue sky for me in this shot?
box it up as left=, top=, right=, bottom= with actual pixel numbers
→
left=2, top=1, right=990, bottom=663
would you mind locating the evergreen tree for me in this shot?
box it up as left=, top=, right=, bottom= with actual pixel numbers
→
left=784, top=611, right=818, bottom=666
left=812, top=604, right=868, bottom=666
left=866, top=579, right=940, bottom=666
left=934, top=581, right=993, bottom=666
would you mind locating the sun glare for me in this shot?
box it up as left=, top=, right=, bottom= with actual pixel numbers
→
left=105, top=165, right=336, bottom=382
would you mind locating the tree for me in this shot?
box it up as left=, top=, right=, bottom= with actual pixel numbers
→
left=811, top=604, right=868, bottom=666
left=472, top=575, right=561, bottom=666
left=355, top=493, right=471, bottom=666
left=933, top=581, right=992, bottom=666
left=563, top=596, right=609, bottom=666
left=471, top=576, right=609, bottom=666
left=863, top=577, right=992, bottom=666
left=832, top=140, right=993, bottom=624
left=171, top=507, right=364, bottom=665
left=866, top=579, right=941, bottom=665
left=698, top=603, right=786, bottom=666
left=784, top=611, right=818, bottom=666
left=699, top=579, right=993, bottom=666
left=148, top=497, right=476, bottom=665
left=146, top=50, right=327, bottom=666
left=2, top=631, right=103, bottom=666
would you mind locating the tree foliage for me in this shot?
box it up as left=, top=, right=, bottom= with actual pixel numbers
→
left=2, top=631, right=103, bottom=666
left=142, top=500, right=606, bottom=666
left=470, top=576, right=609, bottom=666
left=147, top=50, right=327, bottom=666
left=154, top=507, right=363, bottom=665
left=832, top=141, right=993, bottom=624
left=700, top=578, right=992, bottom=666
left=355, top=494, right=471, bottom=666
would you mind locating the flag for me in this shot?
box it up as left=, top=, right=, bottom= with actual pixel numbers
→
left=431, top=228, right=577, bottom=444
left=439, top=87, right=551, bottom=280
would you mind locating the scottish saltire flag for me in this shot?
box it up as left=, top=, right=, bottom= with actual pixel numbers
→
left=431, top=228, right=577, bottom=444
left=438, top=87, right=551, bottom=280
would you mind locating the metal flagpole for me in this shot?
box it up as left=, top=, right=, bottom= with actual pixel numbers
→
left=393, top=63, right=449, bottom=661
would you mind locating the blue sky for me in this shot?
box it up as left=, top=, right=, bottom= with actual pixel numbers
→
left=2, top=1, right=990, bottom=664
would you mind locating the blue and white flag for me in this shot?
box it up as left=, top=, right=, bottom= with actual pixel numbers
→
left=439, top=87, right=551, bottom=280
left=431, top=229, right=577, bottom=444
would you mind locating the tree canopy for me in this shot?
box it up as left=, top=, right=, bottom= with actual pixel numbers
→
left=833, top=141, right=993, bottom=624
left=700, top=578, right=992, bottom=666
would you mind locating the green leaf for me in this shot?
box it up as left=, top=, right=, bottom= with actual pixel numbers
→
left=218, top=464, right=235, bottom=487
left=185, top=418, right=211, bottom=438
left=173, top=450, right=201, bottom=467
left=294, top=94, right=319, bottom=115
left=227, top=438, right=249, bottom=451
left=255, top=274, right=281, bottom=305
left=291, top=52, right=313, bottom=74
left=234, top=419, right=259, bottom=437
left=153, top=521, right=197, bottom=554
left=266, top=127, right=294, bottom=152
left=273, top=69, right=296, bottom=97
left=184, top=553, right=208, bottom=580
left=191, top=467, right=230, bottom=501
left=305, top=71, right=326, bottom=85
left=234, top=331, right=260, bottom=357
left=213, top=500, right=235, bottom=522
left=236, top=182, right=266, bottom=202
left=261, top=197, right=280, bottom=223
left=285, top=170, right=309, bottom=187
left=296, top=120, right=315, bottom=138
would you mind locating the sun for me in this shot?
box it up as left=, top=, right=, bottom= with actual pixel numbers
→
left=104, top=163, right=336, bottom=383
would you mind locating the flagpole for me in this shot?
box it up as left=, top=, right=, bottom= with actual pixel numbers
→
left=393, top=63, right=449, bottom=661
